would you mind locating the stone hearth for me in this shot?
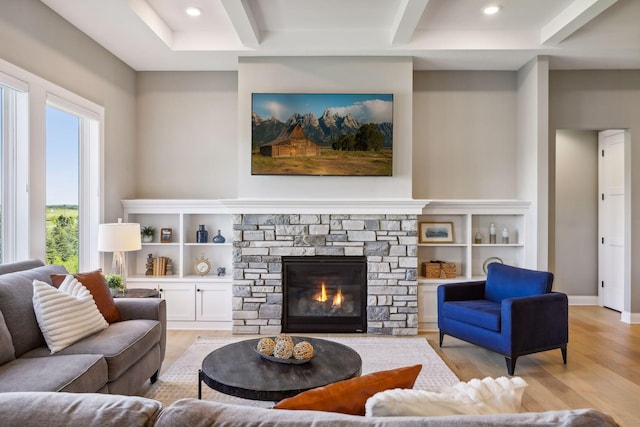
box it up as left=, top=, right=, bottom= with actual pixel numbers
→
left=232, top=213, right=418, bottom=335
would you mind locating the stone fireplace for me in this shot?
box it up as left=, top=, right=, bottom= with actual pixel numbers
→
left=232, top=211, right=419, bottom=335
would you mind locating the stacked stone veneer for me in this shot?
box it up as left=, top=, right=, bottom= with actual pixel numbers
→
left=232, top=214, right=418, bottom=335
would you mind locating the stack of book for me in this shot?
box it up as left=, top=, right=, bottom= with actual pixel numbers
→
left=152, top=256, right=171, bottom=276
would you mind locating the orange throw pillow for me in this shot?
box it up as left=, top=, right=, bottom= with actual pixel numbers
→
left=273, top=364, right=422, bottom=415
left=51, top=270, right=121, bottom=323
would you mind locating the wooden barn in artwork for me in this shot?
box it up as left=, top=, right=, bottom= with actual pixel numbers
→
left=259, top=123, right=321, bottom=157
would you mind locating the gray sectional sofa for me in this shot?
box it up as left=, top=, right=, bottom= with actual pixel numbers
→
left=0, top=259, right=166, bottom=395
left=0, top=392, right=620, bottom=426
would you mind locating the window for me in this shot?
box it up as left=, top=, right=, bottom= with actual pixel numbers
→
left=0, top=87, right=3, bottom=261
left=0, top=72, right=28, bottom=264
left=46, top=105, right=80, bottom=273
left=0, top=60, right=102, bottom=268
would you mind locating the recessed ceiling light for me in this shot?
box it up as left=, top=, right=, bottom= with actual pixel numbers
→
left=185, top=7, right=202, bottom=17
left=483, top=5, right=501, bottom=15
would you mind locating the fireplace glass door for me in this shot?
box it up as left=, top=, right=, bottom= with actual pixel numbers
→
left=282, top=256, right=366, bottom=333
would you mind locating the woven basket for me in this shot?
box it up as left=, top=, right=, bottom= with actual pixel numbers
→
left=421, top=261, right=457, bottom=279
left=421, top=262, right=442, bottom=278
left=441, top=262, right=457, bottom=278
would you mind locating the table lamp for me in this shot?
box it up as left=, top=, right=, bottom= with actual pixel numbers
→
left=98, top=218, right=141, bottom=290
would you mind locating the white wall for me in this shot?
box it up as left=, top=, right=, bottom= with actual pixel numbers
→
left=136, top=72, right=238, bottom=198
left=555, top=130, right=598, bottom=296
left=412, top=71, right=518, bottom=199
left=237, top=57, right=413, bottom=200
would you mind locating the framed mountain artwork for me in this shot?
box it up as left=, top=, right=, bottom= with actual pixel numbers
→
left=251, top=93, right=393, bottom=176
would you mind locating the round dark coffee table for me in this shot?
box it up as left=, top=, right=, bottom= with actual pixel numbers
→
left=198, top=337, right=362, bottom=402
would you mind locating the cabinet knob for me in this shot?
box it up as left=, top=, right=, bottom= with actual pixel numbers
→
left=197, top=288, right=201, bottom=292
left=159, top=288, right=163, bottom=293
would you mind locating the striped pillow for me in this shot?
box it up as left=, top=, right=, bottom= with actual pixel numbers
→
left=32, top=277, right=108, bottom=353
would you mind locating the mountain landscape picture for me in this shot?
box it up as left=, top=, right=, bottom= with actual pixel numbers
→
left=251, top=93, right=393, bottom=176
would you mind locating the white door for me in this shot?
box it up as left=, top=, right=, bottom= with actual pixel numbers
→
left=598, top=130, right=625, bottom=312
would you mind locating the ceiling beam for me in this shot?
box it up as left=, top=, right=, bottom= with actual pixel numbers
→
left=221, top=0, right=260, bottom=48
left=390, top=0, right=430, bottom=45
left=540, top=0, right=618, bottom=45
left=126, top=0, right=173, bottom=47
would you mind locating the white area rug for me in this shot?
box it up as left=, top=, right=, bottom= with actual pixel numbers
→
left=144, top=336, right=459, bottom=408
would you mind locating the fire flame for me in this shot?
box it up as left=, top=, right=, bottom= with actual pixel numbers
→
left=315, top=282, right=328, bottom=302
left=332, top=288, right=343, bottom=307
left=313, top=283, right=343, bottom=307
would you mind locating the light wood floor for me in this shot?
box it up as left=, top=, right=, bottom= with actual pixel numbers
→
left=163, top=306, right=639, bottom=426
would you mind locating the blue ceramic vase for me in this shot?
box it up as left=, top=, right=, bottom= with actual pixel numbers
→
left=212, top=229, right=225, bottom=243
left=196, top=225, right=208, bottom=243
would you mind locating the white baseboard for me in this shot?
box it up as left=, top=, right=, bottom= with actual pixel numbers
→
left=568, top=295, right=598, bottom=305
left=621, top=311, right=640, bottom=324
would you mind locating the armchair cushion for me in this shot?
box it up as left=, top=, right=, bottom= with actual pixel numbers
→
left=441, top=300, right=501, bottom=332
left=485, top=263, right=553, bottom=303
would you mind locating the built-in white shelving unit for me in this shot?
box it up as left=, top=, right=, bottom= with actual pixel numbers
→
left=417, top=200, right=531, bottom=331
left=122, top=200, right=233, bottom=330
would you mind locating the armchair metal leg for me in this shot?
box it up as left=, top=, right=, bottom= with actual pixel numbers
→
left=439, top=331, right=445, bottom=347
left=505, top=357, right=517, bottom=376
left=561, top=346, right=567, bottom=364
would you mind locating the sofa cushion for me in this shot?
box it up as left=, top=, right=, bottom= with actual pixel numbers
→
left=0, top=310, right=16, bottom=365
left=0, top=259, right=44, bottom=275
left=0, top=264, right=68, bottom=357
left=32, top=278, right=108, bottom=353
left=0, top=353, right=107, bottom=393
left=441, top=300, right=502, bottom=332
left=365, top=376, right=528, bottom=417
left=51, top=270, right=121, bottom=323
left=0, top=392, right=161, bottom=427
left=0, top=311, right=16, bottom=365
left=273, top=365, right=422, bottom=415
left=155, top=399, right=619, bottom=427
left=485, top=263, right=553, bottom=303
left=22, top=319, right=161, bottom=382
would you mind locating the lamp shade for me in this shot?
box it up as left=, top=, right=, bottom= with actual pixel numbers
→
left=97, top=219, right=142, bottom=252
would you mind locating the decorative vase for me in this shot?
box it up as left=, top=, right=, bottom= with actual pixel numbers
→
left=196, top=225, right=208, bottom=243
left=501, top=228, right=509, bottom=244
left=110, top=288, right=119, bottom=297
left=212, top=229, right=225, bottom=243
left=142, top=234, right=153, bottom=243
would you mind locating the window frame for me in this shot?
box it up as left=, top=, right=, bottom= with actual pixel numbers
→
left=0, top=70, right=29, bottom=263
left=46, top=95, right=102, bottom=271
left=0, top=58, right=104, bottom=269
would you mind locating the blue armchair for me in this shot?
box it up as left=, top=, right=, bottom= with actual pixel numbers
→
left=438, top=263, right=568, bottom=375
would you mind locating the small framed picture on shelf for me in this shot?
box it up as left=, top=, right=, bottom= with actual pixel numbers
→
left=160, top=228, right=173, bottom=243
left=419, top=222, right=454, bottom=243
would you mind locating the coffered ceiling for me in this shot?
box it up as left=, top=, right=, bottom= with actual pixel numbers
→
left=39, top=0, right=640, bottom=71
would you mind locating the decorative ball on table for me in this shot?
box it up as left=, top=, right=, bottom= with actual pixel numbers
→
left=256, top=337, right=276, bottom=356
left=293, top=341, right=314, bottom=360
left=273, top=340, right=294, bottom=359
left=275, top=333, right=294, bottom=347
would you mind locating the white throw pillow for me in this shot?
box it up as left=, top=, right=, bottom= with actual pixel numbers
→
left=32, top=277, right=108, bottom=353
left=365, top=376, right=528, bottom=417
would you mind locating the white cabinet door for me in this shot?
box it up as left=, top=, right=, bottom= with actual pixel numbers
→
left=418, top=283, right=439, bottom=324
left=160, top=283, right=196, bottom=321
left=196, top=283, right=232, bottom=322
